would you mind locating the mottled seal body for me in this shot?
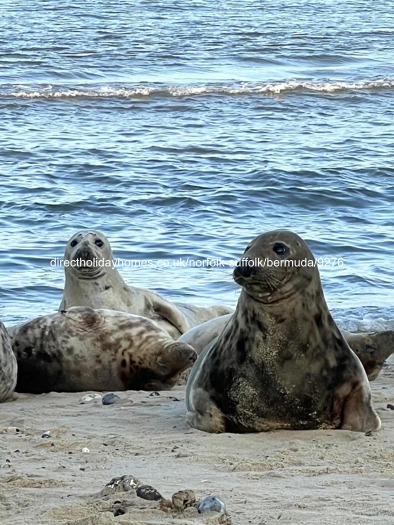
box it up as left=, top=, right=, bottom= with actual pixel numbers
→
left=12, top=307, right=197, bottom=393
left=186, top=230, right=381, bottom=433
left=0, top=322, right=17, bottom=402
left=342, top=330, right=394, bottom=381
left=179, top=317, right=394, bottom=382
left=60, top=231, right=232, bottom=339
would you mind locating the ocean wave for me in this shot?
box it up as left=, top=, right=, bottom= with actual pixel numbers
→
left=3, top=78, right=394, bottom=100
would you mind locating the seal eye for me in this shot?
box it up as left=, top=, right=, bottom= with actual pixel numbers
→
left=70, top=239, right=78, bottom=248
left=95, top=239, right=104, bottom=248
left=273, top=242, right=287, bottom=256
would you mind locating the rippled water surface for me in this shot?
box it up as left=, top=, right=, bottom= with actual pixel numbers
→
left=0, top=0, right=393, bottom=329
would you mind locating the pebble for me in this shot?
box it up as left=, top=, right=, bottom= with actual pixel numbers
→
left=100, top=475, right=141, bottom=497
left=102, top=393, right=120, bottom=405
left=5, top=427, right=20, bottom=434
left=0, top=459, right=11, bottom=468
left=172, top=489, right=196, bottom=510
left=198, top=496, right=227, bottom=515
left=81, top=447, right=90, bottom=453
left=136, top=484, right=163, bottom=501
left=42, top=431, right=51, bottom=438
left=80, top=393, right=102, bottom=404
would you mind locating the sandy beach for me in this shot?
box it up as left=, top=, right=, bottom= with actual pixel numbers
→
left=1, top=356, right=393, bottom=525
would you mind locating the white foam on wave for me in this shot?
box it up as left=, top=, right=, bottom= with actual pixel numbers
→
left=332, top=307, right=394, bottom=332
left=5, top=78, right=394, bottom=100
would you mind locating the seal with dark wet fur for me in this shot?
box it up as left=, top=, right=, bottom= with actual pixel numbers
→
left=186, top=230, right=381, bottom=433
left=179, top=317, right=394, bottom=381
left=0, top=321, right=17, bottom=402
left=59, top=231, right=232, bottom=339
left=11, top=307, right=197, bottom=393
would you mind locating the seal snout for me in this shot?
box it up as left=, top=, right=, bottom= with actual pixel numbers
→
left=233, top=258, right=260, bottom=285
left=179, top=344, right=198, bottom=366
left=74, top=243, right=95, bottom=262
left=168, top=342, right=197, bottom=371
left=189, top=349, right=198, bottom=364
left=233, top=262, right=254, bottom=280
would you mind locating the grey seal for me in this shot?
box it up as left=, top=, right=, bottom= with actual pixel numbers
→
left=59, top=231, right=232, bottom=339
left=0, top=321, right=17, bottom=402
left=186, top=230, right=381, bottom=433
left=11, top=307, right=197, bottom=393
left=341, top=330, right=394, bottom=381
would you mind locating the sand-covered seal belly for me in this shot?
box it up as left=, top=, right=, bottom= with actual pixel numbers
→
left=186, top=230, right=381, bottom=433
left=0, top=321, right=17, bottom=402
left=12, top=307, right=197, bottom=393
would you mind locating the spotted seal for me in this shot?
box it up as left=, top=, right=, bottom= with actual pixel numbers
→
left=342, top=330, right=394, bottom=381
left=186, top=230, right=381, bottom=433
left=179, top=316, right=394, bottom=381
left=11, top=307, right=197, bottom=393
left=59, top=231, right=232, bottom=339
left=0, top=321, right=17, bottom=402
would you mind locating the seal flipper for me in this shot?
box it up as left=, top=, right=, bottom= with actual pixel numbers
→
left=186, top=388, right=227, bottom=433
left=340, top=383, right=381, bottom=432
left=149, top=294, right=190, bottom=336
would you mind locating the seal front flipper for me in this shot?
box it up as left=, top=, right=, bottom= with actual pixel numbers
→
left=340, top=382, right=381, bottom=432
left=186, top=388, right=227, bottom=433
left=149, top=293, right=190, bottom=336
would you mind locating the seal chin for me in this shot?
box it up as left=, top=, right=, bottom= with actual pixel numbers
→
left=71, top=266, right=106, bottom=280
left=235, top=271, right=296, bottom=304
left=244, top=287, right=296, bottom=305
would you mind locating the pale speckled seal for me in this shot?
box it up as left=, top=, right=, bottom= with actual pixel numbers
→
left=186, top=230, right=381, bottom=433
left=59, top=231, right=232, bottom=339
left=0, top=321, right=17, bottom=402
left=11, top=307, right=197, bottom=393
left=179, top=316, right=394, bottom=381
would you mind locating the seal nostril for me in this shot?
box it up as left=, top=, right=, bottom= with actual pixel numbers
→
left=76, top=247, right=94, bottom=261
left=233, top=266, right=241, bottom=277
left=234, top=263, right=253, bottom=279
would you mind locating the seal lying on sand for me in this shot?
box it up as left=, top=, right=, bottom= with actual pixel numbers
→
left=342, top=330, right=394, bottom=381
left=11, top=307, right=197, bottom=393
left=0, top=321, right=17, bottom=402
left=186, top=230, right=381, bottom=433
left=59, top=231, right=232, bottom=339
left=179, top=316, right=394, bottom=381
